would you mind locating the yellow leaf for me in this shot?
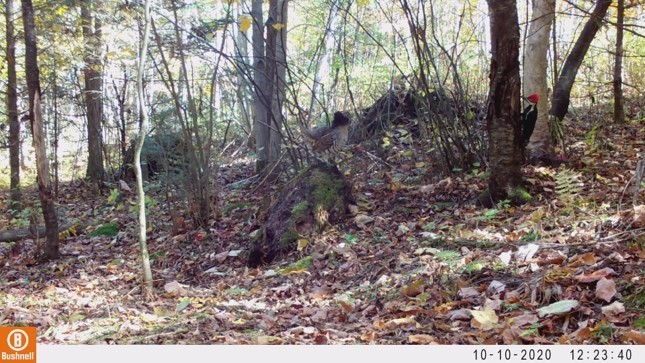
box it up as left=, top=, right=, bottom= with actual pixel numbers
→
left=470, top=307, right=499, bottom=331
left=272, top=23, right=285, bottom=30
left=297, top=238, right=309, bottom=251
left=141, top=313, right=158, bottom=323
left=357, top=0, right=369, bottom=6
left=239, top=14, right=252, bottom=32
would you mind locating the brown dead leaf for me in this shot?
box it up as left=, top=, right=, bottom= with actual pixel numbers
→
left=354, top=214, right=375, bottom=229
left=164, top=280, right=187, bottom=296
left=361, top=330, right=376, bottom=342
left=633, top=205, right=645, bottom=228
left=214, top=250, right=229, bottom=263
left=573, top=327, right=592, bottom=341
left=338, top=300, right=354, bottom=313
left=601, top=301, right=625, bottom=316
left=395, top=223, right=410, bottom=236
left=579, top=252, right=597, bottom=265
left=408, top=334, right=437, bottom=344
left=380, top=317, right=418, bottom=331
left=595, top=277, right=617, bottom=302
left=256, top=336, right=283, bottom=344
left=574, top=267, right=616, bottom=283
left=508, top=313, right=538, bottom=327
left=310, top=309, right=328, bottom=323
left=310, top=285, right=332, bottom=300
left=401, top=279, right=424, bottom=297
left=621, top=330, right=645, bottom=344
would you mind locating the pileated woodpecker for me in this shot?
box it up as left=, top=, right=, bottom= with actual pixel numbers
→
left=520, top=93, right=539, bottom=147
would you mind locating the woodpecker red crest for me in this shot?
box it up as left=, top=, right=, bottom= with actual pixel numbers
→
left=526, top=93, right=539, bottom=103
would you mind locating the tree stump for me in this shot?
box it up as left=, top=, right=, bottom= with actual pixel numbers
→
left=248, top=163, right=355, bottom=267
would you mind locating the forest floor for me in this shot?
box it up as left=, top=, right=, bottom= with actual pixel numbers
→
left=1, top=110, right=644, bottom=345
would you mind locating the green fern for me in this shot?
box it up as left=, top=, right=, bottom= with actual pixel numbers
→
left=554, top=168, right=583, bottom=202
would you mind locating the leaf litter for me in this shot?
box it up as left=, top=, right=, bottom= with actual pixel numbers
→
left=0, top=118, right=643, bottom=345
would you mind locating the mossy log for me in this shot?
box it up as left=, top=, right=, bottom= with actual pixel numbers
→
left=248, top=163, right=355, bottom=267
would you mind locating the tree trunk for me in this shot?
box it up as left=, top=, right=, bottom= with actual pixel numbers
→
left=81, top=0, right=105, bottom=182
left=270, top=0, right=287, bottom=166
left=135, top=0, right=154, bottom=301
left=550, top=0, right=611, bottom=120
left=252, top=0, right=270, bottom=172
left=484, top=0, right=523, bottom=204
left=261, top=0, right=287, bottom=179
left=523, top=0, right=555, bottom=162
left=235, top=4, right=252, bottom=136
left=112, top=67, right=129, bottom=164
left=21, top=0, right=59, bottom=260
left=6, top=0, right=21, bottom=210
left=613, top=0, right=625, bottom=124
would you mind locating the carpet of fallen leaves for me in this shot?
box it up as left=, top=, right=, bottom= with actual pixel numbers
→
left=1, top=114, right=644, bottom=345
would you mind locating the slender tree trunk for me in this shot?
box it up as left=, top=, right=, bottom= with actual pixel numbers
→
left=235, top=5, right=252, bottom=136
left=484, top=0, right=523, bottom=204
left=112, top=67, right=129, bottom=164
left=52, top=68, right=60, bottom=197
left=550, top=0, right=611, bottom=120
left=81, top=0, right=105, bottom=182
left=523, top=0, right=555, bottom=162
left=252, top=0, right=270, bottom=172
left=6, top=0, right=21, bottom=210
left=264, top=1, right=277, bottom=171
left=135, top=0, right=154, bottom=301
left=21, top=0, right=59, bottom=260
left=613, top=0, right=625, bottom=124
left=269, top=0, right=287, bottom=167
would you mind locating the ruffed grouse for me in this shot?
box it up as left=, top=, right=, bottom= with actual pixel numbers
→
left=302, top=111, right=351, bottom=162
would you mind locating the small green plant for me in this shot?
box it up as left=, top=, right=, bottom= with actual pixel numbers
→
left=522, top=230, right=540, bottom=242
left=89, top=222, right=120, bottom=237
left=555, top=168, right=583, bottom=202
left=593, top=322, right=613, bottom=343
left=520, top=323, right=542, bottom=337
left=345, top=234, right=358, bottom=244
left=477, top=208, right=499, bottom=221
left=423, top=222, right=436, bottom=231
left=497, top=199, right=511, bottom=209
left=107, top=188, right=120, bottom=205
left=435, top=250, right=461, bottom=266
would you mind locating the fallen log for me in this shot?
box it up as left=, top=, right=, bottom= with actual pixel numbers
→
left=0, top=222, right=76, bottom=243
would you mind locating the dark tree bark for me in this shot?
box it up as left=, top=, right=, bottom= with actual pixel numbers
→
left=112, top=67, right=129, bottom=164
left=550, top=0, right=612, bottom=120
left=484, top=0, right=523, bottom=204
left=613, top=0, right=625, bottom=124
left=81, top=0, right=106, bottom=181
left=6, top=0, right=21, bottom=210
left=21, top=0, right=59, bottom=260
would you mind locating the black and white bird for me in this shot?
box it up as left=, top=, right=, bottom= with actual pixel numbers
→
left=520, top=93, right=539, bottom=147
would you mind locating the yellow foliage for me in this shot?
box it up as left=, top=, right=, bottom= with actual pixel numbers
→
left=239, top=14, right=252, bottom=32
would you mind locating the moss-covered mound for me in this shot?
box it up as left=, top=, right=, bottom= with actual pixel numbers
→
left=248, top=163, right=355, bottom=267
